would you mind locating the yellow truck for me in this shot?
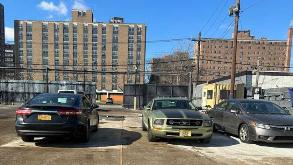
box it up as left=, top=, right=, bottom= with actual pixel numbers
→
left=202, top=83, right=244, bottom=109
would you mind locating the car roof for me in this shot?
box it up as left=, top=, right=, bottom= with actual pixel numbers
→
left=153, top=97, right=189, bottom=101
left=37, top=93, right=83, bottom=98
left=225, top=99, right=271, bottom=103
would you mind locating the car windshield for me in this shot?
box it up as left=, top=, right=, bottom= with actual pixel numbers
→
left=27, top=94, right=79, bottom=107
left=240, top=101, right=289, bottom=115
left=152, top=99, right=195, bottom=110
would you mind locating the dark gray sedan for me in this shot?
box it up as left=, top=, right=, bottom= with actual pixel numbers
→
left=208, top=99, right=293, bottom=143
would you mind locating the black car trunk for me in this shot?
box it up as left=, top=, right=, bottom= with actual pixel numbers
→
left=22, top=105, right=79, bottom=124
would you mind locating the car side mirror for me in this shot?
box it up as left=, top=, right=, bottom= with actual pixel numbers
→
left=92, top=103, right=99, bottom=109
left=230, top=109, right=239, bottom=114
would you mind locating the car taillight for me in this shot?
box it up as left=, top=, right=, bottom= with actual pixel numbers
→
left=57, top=109, right=82, bottom=116
left=16, top=108, right=32, bottom=115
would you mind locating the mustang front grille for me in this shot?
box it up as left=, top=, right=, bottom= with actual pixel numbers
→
left=166, top=119, right=202, bottom=126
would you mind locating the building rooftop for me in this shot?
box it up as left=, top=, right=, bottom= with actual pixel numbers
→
left=207, top=71, right=293, bottom=84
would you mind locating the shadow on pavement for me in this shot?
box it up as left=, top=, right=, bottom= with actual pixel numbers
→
left=35, top=128, right=141, bottom=148
left=256, top=142, right=293, bottom=148
left=165, top=132, right=240, bottom=147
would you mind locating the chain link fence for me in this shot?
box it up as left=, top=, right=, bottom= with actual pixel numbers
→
left=0, top=67, right=97, bottom=105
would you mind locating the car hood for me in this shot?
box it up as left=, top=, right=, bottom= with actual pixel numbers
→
left=152, top=109, right=208, bottom=120
left=249, top=114, right=293, bottom=125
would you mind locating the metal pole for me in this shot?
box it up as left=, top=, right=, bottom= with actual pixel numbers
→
left=83, top=69, right=86, bottom=92
left=46, top=67, right=49, bottom=93
left=229, top=0, right=240, bottom=99
left=133, top=64, right=138, bottom=110
left=188, top=72, right=192, bottom=100
left=256, top=58, right=260, bottom=88
left=196, top=32, right=201, bottom=86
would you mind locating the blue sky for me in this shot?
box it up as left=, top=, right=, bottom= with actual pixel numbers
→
left=1, top=0, right=293, bottom=63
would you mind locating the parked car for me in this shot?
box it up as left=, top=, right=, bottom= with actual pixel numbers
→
left=208, top=99, right=293, bottom=143
left=57, top=89, right=77, bottom=94
left=142, top=97, right=213, bottom=143
left=106, top=98, right=113, bottom=104
left=15, top=93, right=99, bottom=142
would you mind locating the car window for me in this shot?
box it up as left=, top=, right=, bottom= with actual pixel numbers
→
left=27, top=94, right=78, bottom=107
left=152, top=99, right=192, bottom=110
left=240, top=101, right=289, bottom=115
left=82, top=97, right=91, bottom=109
left=229, top=102, right=241, bottom=111
left=214, top=101, right=228, bottom=111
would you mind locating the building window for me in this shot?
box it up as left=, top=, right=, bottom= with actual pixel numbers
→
left=207, top=90, right=213, bottom=99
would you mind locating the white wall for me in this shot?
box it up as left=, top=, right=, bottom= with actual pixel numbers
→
left=252, top=75, right=293, bottom=89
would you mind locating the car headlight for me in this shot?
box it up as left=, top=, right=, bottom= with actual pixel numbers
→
left=203, top=120, right=213, bottom=127
left=153, top=119, right=164, bottom=125
left=256, top=123, right=271, bottom=129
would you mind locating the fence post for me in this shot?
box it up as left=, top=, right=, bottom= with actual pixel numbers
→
left=46, top=67, right=49, bottom=93
left=83, top=69, right=86, bottom=92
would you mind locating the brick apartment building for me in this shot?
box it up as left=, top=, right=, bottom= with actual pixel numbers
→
left=4, top=44, right=14, bottom=78
left=150, top=51, right=193, bottom=85
left=195, top=30, right=292, bottom=82
left=14, top=10, right=146, bottom=94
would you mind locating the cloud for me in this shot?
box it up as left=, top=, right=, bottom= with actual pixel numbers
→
left=5, top=27, right=14, bottom=42
left=290, top=20, right=293, bottom=27
left=73, top=0, right=89, bottom=10
left=37, top=1, right=68, bottom=15
left=47, top=14, right=54, bottom=19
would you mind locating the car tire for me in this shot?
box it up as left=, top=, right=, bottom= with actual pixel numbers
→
left=213, top=124, right=218, bottom=132
left=21, top=135, right=34, bottom=142
left=147, top=122, right=157, bottom=142
left=239, top=124, right=252, bottom=143
left=200, top=136, right=212, bottom=144
left=92, top=117, right=99, bottom=132
left=80, top=124, right=90, bottom=142
left=142, top=118, right=147, bottom=131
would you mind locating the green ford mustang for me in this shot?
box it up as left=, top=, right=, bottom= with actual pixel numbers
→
left=142, top=97, right=213, bottom=143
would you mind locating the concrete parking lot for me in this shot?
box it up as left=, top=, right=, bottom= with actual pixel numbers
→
left=1, top=105, right=293, bottom=165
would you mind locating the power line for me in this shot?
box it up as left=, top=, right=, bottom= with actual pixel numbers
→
left=199, top=0, right=227, bottom=33
left=205, top=0, right=229, bottom=36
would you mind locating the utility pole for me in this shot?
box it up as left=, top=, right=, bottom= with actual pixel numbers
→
left=188, top=72, right=192, bottom=100
left=133, top=64, right=138, bottom=110
left=253, top=58, right=261, bottom=100
left=196, top=32, right=201, bottom=86
left=255, top=58, right=260, bottom=88
left=229, top=0, right=240, bottom=99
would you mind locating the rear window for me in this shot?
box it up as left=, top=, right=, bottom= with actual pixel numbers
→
left=27, top=94, right=79, bottom=107
left=58, top=91, right=75, bottom=94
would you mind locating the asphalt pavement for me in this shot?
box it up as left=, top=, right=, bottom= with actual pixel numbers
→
left=0, top=105, right=293, bottom=165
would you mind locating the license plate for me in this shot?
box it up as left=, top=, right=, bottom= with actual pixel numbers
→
left=179, top=130, right=192, bottom=137
left=38, top=115, right=51, bottom=121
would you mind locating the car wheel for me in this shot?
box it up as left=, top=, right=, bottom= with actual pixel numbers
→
left=213, top=124, right=218, bottom=132
left=92, top=117, right=99, bottom=132
left=80, top=124, right=90, bottom=142
left=142, top=118, right=147, bottom=131
left=239, top=124, right=252, bottom=143
left=21, top=135, right=34, bottom=142
left=147, top=122, right=157, bottom=142
left=200, top=136, right=212, bottom=144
